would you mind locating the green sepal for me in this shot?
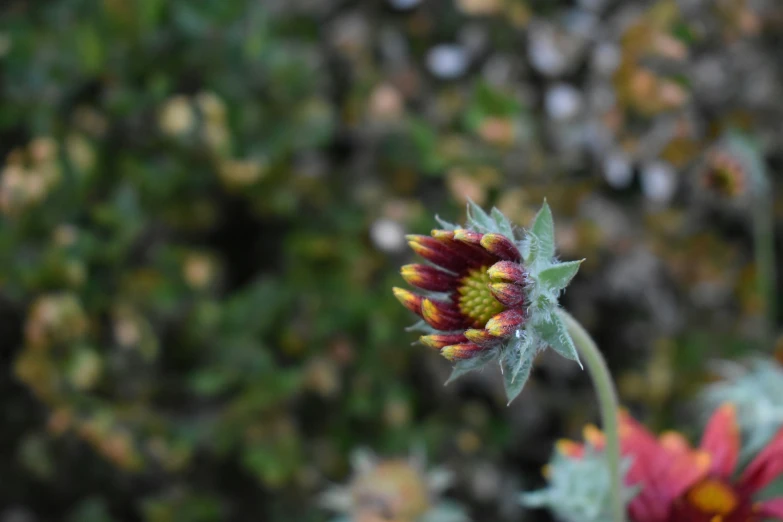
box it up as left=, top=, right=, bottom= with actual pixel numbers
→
left=491, top=207, right=516, bottom=239
left=444, top=348, right=499, bottom=385
left=435, top=215, right=459, bottom=231
left=536, top=313, right=581, bottom=366
left=502, top=337, right=536, bottom=405
left=466, top=199, right=496, bottom=233
left=538, top=260, right=584, bottom=292
left=530, top=200, right=555, bottom=261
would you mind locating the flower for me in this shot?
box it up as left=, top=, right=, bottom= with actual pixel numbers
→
left=320, top=449, right=468, bottom=522
left=702, top=358, right=783, bottom=457
left=526, top=405, right=783, bottom=522
left=702, top=148, right=746, bottom=198
left=393, top=201, right=584, bottom=403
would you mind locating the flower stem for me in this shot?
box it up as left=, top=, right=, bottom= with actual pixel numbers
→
left=751, top=178, right=776, bottom=348
left=558, top=309, right=625, bottom=522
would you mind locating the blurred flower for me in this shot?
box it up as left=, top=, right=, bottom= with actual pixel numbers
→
left=182, top=252, right=216, bottom=290
left=0, top=137, right=61, bottom=216
left=456, top=0, right=501, bottom=16
left=393, top=202, right=584, bottom=403
left=320, top=449, right=468, bottom=522
left=702, top=358, right=783, bottom=457
left=24, top=294, right=88, bottom=350
left=65, top=133, right=96, bottom=174
left=368, top=84, right=404, bottom=123
left=426, top=45, right=469, bottom=79
left=304, top=357, right=341, bottom=398
left=702, top=148, right=747, bottom=198
left=528, top=22, right=585, bottom=77
left=525, top=405, right=783, bottom=521
left=370, top=218, right=406, bottom=253
left=522, top=438, right=635, bottom=522
left=603, top=151, right=634, bottom=189
left=159, top=95, right=196, bottom=137
left=195, top=91, right=227, bottom=123
left=446, top=170, right=487, bottom=205
left=67, top=347, right=103, bottom=391
left=640, top=161, right=677, bottom=204
left=545, top=84, right=582, bottom=121
left=477, top=118, right=515, bottom=147
left=217, top=158, right=265, bottom=189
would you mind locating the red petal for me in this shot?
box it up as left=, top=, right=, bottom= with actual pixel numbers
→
left=699, top=403, right=739, bottom=479
left=480, top=233, right=521, bottom=262
left=487, top=261, right=526, bottom=284
left=485, top=309, right=525, bottom=337
left=393, top=287, right=423, bottom=315
left=556, top=439, right=585, bottom=458
left=440, top=342, right=485, bottom=361
left=739, top=426, right=783, bottom=494
left=464, top=328, right=501, bottom=347
left=421, top=298, right=467, bottom=331
left=583, top=424, right=605, bottom=449
left=439, top=229, right=495, bottom=266
left=407, top=235, right=469, bottom=273
left=419, top=333, right=467, bottom=349
left=452, top=228, right=484, bottom=246
left=758, top=498, right=783, bottom=518
left=619, top=411, right=708, bottom=520
left=400, top=264, right=457, bottom=292
left=488, top=282, right=526, bottom=307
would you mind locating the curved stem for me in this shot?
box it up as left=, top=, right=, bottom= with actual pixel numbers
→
left=558, top=309, right=625, bottom=522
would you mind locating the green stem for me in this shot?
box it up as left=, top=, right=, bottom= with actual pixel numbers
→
left=558, top=309, right=625, bottom=522
left=752, top=181, right=776, bottom=348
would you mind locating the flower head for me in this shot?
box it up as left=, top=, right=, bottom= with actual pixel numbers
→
left=319, top=449, right=468, bottom=522
left=526, top=405, right=783, bottom=522
left=702, top=357, right=783, bottom=457
left=393, top=201, right=584, bottom=403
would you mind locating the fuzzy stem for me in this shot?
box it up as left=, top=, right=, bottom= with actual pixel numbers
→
left=558, top=309, right=625, bottom=522
left=752, top=180, right=776, bottom=348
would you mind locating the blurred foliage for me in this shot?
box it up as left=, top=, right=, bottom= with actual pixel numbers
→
left=0, top=0, right=781, bottom=521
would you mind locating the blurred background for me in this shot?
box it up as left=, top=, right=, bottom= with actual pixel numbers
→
left=0, top=0, right=782, bottom=521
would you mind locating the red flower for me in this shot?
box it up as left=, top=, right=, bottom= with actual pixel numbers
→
left=393, top=229, right=527, bottom=361
left=558, top=405, right=783, bottom=521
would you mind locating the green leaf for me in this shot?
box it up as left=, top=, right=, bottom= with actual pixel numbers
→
left=491, top=207, right=515, bottom=238
left=538, top=260, right=584, bottom=291
left=435, top=214, right=459, bottom=231
left=536, top=314, right=581, bottom=366
left=466, top=199, right=496, bottom=233
left=531, top=201, right=555, bottom=261
left=500, top=336, right=535, bottom=404
left=504, top=355, right=533, bottom=405
left=522, top=233, right=539, bottom=264
left=445, top=348, right=498, bottom=385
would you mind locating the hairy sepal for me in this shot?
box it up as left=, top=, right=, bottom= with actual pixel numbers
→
left=445, top=347, right=500, bottom=385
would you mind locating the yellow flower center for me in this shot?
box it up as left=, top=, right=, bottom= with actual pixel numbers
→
left=457, top=266, right=505, bottom=327
left=686, top=479, right=738, bottom=515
